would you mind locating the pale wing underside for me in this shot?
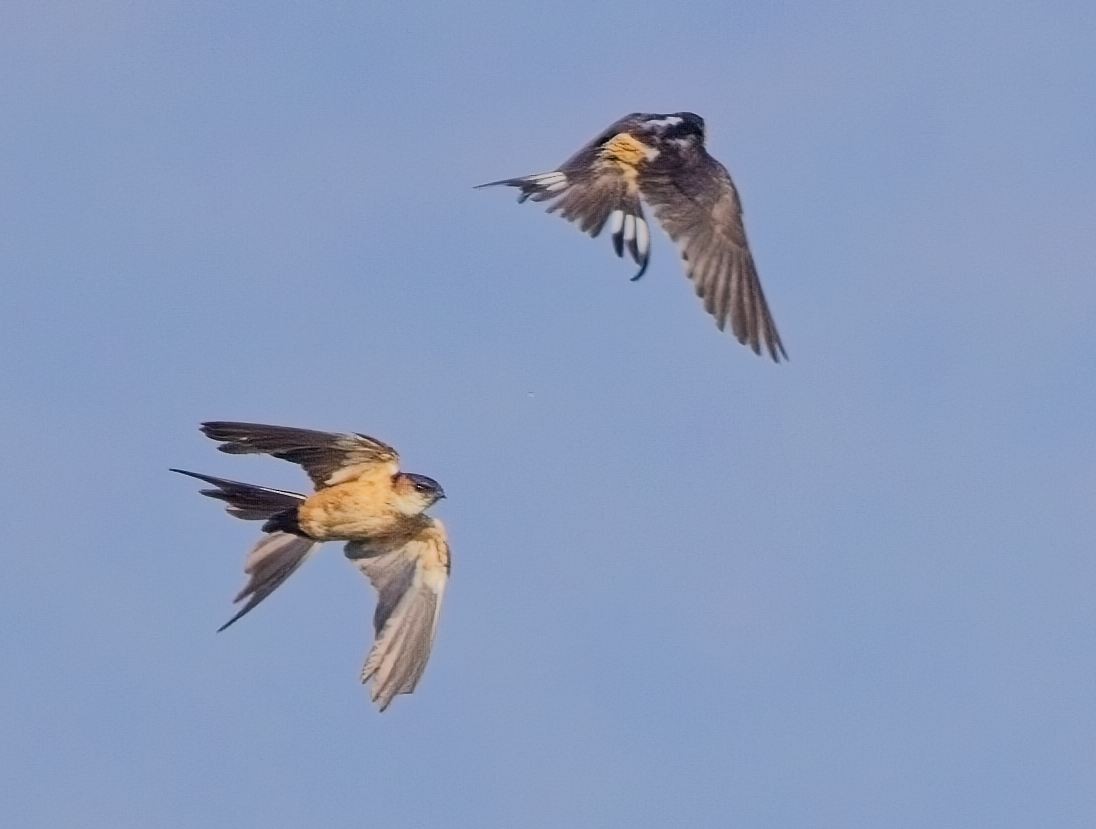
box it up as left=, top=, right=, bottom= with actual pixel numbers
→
left=640, top=158, right=787, bottom=361
left=218, top=532, right=318, bottom=632
left=345, top=522, right=450, bottom=711
left=201, top=421, right=400, bottom=488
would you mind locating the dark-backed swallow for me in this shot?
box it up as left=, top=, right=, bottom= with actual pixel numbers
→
left=173, top=421, right=450, bottom=712
left=477, top=112, right=787, bottom=362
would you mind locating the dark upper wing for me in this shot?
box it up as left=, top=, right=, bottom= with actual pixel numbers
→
left=639, top=152, right=787, bottom=361
left=200, top=422, right=400, bottom=489
left=344, top=519, right=450, bottom=711
left=476, top=117, right=656, bottom=278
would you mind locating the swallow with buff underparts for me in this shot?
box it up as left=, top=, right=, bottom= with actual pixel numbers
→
left=173, top=421, right=450, bottom=711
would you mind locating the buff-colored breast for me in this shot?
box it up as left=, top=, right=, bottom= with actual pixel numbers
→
left=298, top=479, right=400, bottom=540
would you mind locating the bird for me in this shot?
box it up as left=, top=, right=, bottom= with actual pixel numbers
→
left=477, top=112, right=787, bottom=362
left=172, top=421, right=450, bottom=712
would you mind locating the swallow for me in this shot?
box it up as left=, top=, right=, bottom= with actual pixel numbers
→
left=477, top=112, right=787, bottom=362
left=172, top=421, right=450, bottom=711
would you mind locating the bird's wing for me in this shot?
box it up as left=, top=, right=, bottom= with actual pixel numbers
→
left=217, top=532, right=319, bottom=632
left=476, top=120, right=656, bottom=277
left=345, top=520, right=450, bottom=711
left=200, top=422, right=400, bottom=488
left=639, top=153, right=787, bottom=361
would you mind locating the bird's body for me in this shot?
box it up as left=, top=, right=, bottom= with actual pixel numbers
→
left=173, top=421, right=450, bottom=711
left=478, top=111, right=787, bottom=362
left=297, top=472, right=417, bottom=539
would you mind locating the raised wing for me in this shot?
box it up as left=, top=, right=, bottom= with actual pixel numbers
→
left=200, top=421, right=400, bottom=488
left=477, top=117, right=655, bottom=277
left=640, top=154, right=787, bottom=361
left=344, top=519, right=450, bottom=711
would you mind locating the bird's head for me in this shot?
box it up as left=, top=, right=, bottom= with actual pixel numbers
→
left=632, top=112, right=706, bottom=145
left=392, top=472, right=447, bottom=514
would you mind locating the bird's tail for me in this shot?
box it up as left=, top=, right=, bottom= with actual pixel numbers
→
left=170, top=468, right=305, bottom=533
left=172, top=468, right=317, bottom=630
left=474, top=171, right=569, bottom=203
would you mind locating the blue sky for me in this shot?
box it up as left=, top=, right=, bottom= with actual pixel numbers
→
left=2, top=1, right=1094, bottom=826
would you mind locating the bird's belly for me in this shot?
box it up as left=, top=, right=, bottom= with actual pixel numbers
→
left=298, top=486, right=394, bottom=540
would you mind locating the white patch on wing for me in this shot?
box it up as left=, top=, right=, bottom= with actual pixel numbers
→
left=635, top=218, right=650, bottom=257
left=623, top=214, right=636, bottom=242
left=608, top=209, right=625, bottom=235
left=644, top=115, right=683, bottom=129
left=529, top=171, right=567, bottom=187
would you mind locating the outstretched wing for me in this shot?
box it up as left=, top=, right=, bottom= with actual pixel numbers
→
left=640, top=154, right=787, bottom=361
left=344, top=520, right=450, bottom=712
left=200, top=422, right=400, bottom=488
left=477, top=117, right=655, bottom=277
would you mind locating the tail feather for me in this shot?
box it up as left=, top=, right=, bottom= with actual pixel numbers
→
left=474, top=171, right=569, bottom=204
left=218, top=532, right=318, bottom=631
left=173, top=469, right=318, bottom=630
left=171, top=468, right=304, bottom=521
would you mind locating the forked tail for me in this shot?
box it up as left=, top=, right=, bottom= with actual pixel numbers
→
left=172, top=468, right=318, bottom=630
left=170, top=468, right=306, bottom=534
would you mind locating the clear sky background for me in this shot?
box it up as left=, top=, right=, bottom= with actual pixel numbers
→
left=2, top=2, right=1094, bottom=826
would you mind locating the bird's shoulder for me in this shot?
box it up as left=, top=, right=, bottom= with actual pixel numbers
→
left=320, top=452, right=400, bottom=488
left=641, top=147, right=744, bottom=238
left=414, top=518, right=450, bottom=575
left=646, top=142, right=730, bottom=191
left=558, top=115, right=654, bottom=175
left=302, top=472, right=389, bottom=507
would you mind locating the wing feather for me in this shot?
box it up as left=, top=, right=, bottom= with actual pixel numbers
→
left=217, top=532, right=318, bottom=632
left=476, top=119, right=655, bottom=277
left=345, top=520, right=449, bottom=711
left=200, top=421, right=400, bottom=488
left=640, top=154, right=788, bottom=361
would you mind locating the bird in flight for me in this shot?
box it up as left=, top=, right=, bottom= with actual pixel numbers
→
left=173, top=421, right=450, bottom=711
left=477, top=112, right=787, bottom=362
